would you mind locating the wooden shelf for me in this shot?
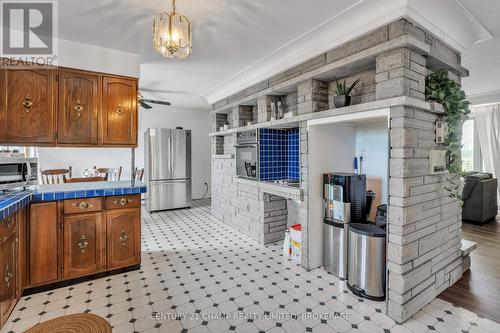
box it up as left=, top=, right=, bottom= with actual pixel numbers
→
left=209, top=96, right=444, bottom=137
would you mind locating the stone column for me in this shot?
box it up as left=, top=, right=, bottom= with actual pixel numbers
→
left=297, top=79, right=329, bottom=115
left=375, top=47, right=426, bottom=100
left=387, top=105, right=463, bottom=322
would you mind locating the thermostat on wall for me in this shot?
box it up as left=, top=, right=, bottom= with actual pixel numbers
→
left=435, top=121, right=448, bottom=144
left=429, top=150, right=448, bottom=174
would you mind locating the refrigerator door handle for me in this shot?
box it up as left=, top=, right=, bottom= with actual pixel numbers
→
left=167, top=136, right=172, bottom=172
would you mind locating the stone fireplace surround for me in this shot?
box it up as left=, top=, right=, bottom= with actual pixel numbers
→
left=210, top=18, right=467, bottom=323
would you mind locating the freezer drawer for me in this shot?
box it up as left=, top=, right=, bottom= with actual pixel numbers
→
left=147, top=179, right=192, bottom=212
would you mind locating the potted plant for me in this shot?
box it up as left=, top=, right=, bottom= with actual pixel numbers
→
left=333, top=78, right=360, bottom=108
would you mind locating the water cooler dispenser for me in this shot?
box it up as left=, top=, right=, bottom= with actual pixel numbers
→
left=323, top=173, right=366, bottom=278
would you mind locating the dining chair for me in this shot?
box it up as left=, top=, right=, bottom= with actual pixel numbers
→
left=64, top=176, right=106, bottom=183
left=134, top=168, right=144, bottom=181
left=93, top=166, right=122, bottom=181
left=41, top=167, right=72, bottom=184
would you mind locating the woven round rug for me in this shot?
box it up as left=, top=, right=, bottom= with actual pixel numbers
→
left=23, top=313, right=112, bottom=333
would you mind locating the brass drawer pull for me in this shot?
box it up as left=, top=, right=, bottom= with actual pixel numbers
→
left=74, top=99, right=84, bottom=117
left=23, top=95, right=33, bottom=112
left=119, top=230, right=128, bottom=245
left=4, top=265, right=13, bottom=288
left=3, top=217, right=13, bottom=229
left=72, top=201, right=94, bottom=210
left=113, top=198, right=132, bottom=206
left=78, top=235, right=88, bottom=253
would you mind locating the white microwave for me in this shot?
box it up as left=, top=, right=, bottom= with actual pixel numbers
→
left=0, top=158, right=38, bottom=191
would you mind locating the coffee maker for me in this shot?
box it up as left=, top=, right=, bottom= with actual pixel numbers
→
left=323, top=173, right=366, bottom=278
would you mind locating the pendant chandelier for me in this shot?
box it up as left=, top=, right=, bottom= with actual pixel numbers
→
left=153, top=0, right=192, bottom=59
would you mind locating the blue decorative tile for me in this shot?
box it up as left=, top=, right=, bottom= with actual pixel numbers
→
left=42, top=192, right=54, bottom=201
left=259, top=128, right=300, bottom=181
left=85, top=190, right=95, bottom=197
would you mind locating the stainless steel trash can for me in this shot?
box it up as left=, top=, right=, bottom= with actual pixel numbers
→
left=323, top=219, right=347, bottom=278
left=347, top=223, right=386, bottom=300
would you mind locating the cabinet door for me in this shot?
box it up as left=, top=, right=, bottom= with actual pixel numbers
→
left=17, top=208, right=27, bottom=293
left=29, top=202, right=59, bottom=286
left=106, top=208, right=140, bottom=269
left=0, top=231, right=17, bottom=325
left=63, top=213, right=104, bottom=279
left=101, top=76, right=138, bottom=146
left=58, top=69, right=99, bottom=144
left=0, top=68, right=56, bottom=144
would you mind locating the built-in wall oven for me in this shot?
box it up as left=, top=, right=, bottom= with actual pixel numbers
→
left=0, top=158, right=38, bottom=191
left=235, top=130, right=259, bottom=180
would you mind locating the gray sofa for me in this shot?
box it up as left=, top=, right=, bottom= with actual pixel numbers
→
left=462, top=172, right=498, bottom=224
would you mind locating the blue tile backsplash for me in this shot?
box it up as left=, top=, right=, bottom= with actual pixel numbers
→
left=259, top=128, right=300, bottom=181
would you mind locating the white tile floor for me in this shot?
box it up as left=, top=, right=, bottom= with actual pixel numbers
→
left=2, top=199, right=499, bottom=333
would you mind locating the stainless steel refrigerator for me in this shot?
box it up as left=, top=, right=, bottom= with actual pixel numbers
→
left=145, top=128, right=192, bottom=211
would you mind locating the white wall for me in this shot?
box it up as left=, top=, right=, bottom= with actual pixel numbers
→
left=38, top=106, right=211, bottom=199
left=58, top=38, right=140, bottom=77
left=355, top=121, right=389, bottom=202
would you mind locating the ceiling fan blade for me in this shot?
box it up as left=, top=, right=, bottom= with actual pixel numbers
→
left=142, top=99, right=171, bottom=106
left=140, top=101, right=152, bottom=109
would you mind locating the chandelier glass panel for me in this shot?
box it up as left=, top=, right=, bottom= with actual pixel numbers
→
left=153, top=0, right=192, bottom=59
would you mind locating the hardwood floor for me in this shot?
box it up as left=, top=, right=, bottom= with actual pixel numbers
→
left=439, top=213, right=500, bottom=323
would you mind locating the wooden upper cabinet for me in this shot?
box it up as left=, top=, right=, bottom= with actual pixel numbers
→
left=57, top=69, right=99, bottom=145
left=0, top=68, right=56, bottom=144
left=63, top=213, right=105, bottom=279
left=101, top=76, right=138, bottom=146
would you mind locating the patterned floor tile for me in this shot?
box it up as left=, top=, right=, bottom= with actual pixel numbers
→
left=2, top=199, right=499, bottom=333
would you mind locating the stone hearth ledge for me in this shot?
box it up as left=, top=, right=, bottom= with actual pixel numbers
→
left=233, top=177, right=303, bottom=201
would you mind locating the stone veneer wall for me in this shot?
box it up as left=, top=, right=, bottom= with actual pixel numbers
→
left=211, top=18, right=466, bottom=323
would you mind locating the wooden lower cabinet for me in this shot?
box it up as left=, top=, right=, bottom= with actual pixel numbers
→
left=0, top=195, right=141, bottom=329
left=0, top=209, right=23, bottom=327
left=28, top=202, right=59, bottom=286
left=63, top=213, right=105, bottom=279
left=106, top=208, right=141, bottom=269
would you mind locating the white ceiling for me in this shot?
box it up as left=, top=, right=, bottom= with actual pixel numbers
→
left=57, top=0, right=500, bottom=110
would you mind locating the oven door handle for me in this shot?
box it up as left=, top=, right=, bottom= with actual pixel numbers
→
left=24, top=162, right=32, bottom=184
left=234, top=144, right=258, bottom=148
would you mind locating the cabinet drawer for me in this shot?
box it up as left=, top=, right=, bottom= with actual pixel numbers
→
left=0, top=214, right=16, bottom=240
left=105, top=195, right=140, bottom=210
left=64, top=198, right=102, bottom=214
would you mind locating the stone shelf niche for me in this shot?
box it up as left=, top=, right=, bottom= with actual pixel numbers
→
left=210, top=18, right=467, bottom=323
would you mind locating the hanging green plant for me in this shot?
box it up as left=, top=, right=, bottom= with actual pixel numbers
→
left=425, top=69, right=470, bottom=200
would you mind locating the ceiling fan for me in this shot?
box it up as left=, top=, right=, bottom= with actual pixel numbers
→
left=138, top=93, right=171, bottom=109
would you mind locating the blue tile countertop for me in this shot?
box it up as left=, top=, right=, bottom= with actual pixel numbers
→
left=0, top=181, right=147, bottom=220
left=0, top=191, right=32, bottom=220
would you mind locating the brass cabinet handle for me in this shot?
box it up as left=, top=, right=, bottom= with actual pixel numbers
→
left=74, top=99, right=84, bottom=117
left=23, top=95, right=33, bottom=112
left=113, top=198, right=132, bottom=206
left=72, top=201, right=93, bottom=210
left=3, top=217, right=13, bottom=229
left=78, top=235, right=88, bottom=253
left=119, top=230, right=128, bottom=245
left=4, top=265, right=13, bottom=288
left=116, top=107, right=123, bottom=115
